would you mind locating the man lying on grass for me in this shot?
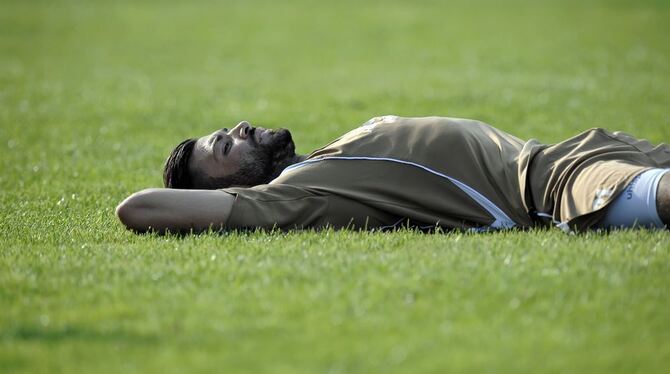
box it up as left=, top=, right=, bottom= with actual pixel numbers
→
left=116, top=116, right=670, bottom=234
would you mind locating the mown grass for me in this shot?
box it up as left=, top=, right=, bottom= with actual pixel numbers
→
left=1, top=0, right=669, bottom=372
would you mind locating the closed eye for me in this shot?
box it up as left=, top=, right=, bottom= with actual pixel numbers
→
left=223, top=142, right=231, bottom=155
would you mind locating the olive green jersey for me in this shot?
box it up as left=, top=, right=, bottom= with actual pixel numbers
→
left=222, top=116, right=670, bottom=232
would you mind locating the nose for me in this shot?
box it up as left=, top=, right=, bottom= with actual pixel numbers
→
left=231, top=121, right=251, bottom=139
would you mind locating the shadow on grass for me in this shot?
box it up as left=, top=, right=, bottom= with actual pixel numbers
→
left=132, top=223, right=544, bottom=239
left=2, top=325, right=160, bottom=345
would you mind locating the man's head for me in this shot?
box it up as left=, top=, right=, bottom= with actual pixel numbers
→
left=163, top=121, right=298, bottom=189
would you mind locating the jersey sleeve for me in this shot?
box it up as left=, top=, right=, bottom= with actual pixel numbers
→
left=221, top=184, right=398, bottom=230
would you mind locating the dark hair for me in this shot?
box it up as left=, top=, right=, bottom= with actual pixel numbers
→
left=163, top=138, right=197, bottom=188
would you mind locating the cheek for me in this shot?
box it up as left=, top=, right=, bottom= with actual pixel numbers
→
left=199, top=159, right=222, bottom=179
left=231, top=142, right=254, bottom=162
left=220, top=150, right=245, bottom=175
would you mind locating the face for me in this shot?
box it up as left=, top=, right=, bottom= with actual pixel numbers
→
left=188, top=121, right=296, bottom=188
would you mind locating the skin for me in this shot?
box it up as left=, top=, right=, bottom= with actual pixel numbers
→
left=116, top=188, right=235, bottom=234
left=657, top=172, right=670, bottom=226
left=188, top=121, right=252, bottom=181
left=189, top=121, right=275, bottom=185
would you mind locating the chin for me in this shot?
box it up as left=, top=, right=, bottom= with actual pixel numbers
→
left=274, top=128, right=292, bottom=140
left=272, top=129, right=294, bottom=150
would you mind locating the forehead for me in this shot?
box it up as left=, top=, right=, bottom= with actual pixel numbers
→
left=187, top=135, right=216, bottom=178
left=187, top=132, right=240, bottom=182
left=193, top=134, right=211, bottom=151
left=189, top=135, right=213, bottom=164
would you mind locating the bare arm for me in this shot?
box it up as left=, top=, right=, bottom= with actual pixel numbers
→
left=115, top=188, right=235, bottom=234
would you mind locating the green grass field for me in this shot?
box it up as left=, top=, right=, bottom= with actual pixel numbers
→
left=2, top=0, right=670, bottom=372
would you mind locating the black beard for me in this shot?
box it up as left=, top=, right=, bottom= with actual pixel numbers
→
left=266, top=129, right=298, bottom=181
left=225, top=129, right=297, bottom=187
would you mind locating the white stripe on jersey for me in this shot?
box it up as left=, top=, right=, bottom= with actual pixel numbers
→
left=279, top=156, right=517, bottom=229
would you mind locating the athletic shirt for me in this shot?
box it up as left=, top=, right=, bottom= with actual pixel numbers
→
left=222, top=116, right=535, bottom=231
left=222, top=116, right=670, bottom=231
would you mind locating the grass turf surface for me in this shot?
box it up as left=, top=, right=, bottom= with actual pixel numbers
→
left=1, top=0, right=670, bottom=372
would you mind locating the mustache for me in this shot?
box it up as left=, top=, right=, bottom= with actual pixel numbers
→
left=248, top=127, right=258, bottom=147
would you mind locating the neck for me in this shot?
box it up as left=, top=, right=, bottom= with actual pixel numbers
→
left=269, top=154, right=307, bottom=181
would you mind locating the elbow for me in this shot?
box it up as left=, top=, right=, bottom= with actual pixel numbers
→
left=116, top=188, right=161, bottom=232
left=115, top=197, right=137, bottom=231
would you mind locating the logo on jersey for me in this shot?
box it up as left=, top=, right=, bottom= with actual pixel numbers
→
left=592, top=188, right=614, bottom=210
left=360, top=115, right=398, bottom=132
